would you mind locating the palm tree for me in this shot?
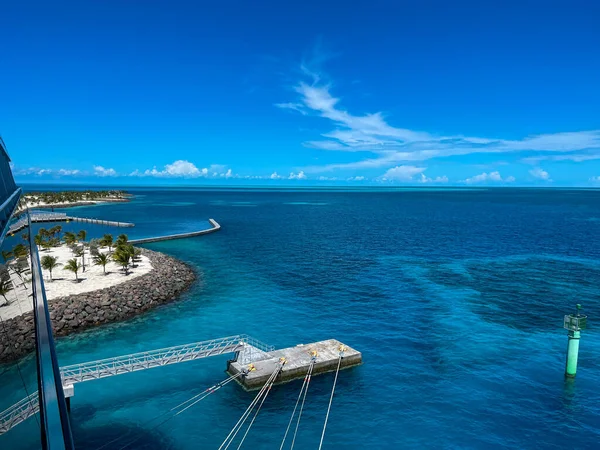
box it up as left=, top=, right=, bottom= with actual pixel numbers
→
left=49, top=225, right=62, bottom=236
left=2, top=250, right=13, bottom=263
left=21, top=232, right=29, bottom=242
left=116, top=234, right=128, bottom=247
left=63, top=259, right=81, bottom=281
left=63, top=231, right=77, bottom=246
left=41, top=255, right=59, bottom=281
left=73, top=246, right=86, bottom=272
left=113, top=250, right=130, bottom=275
left=0, top=279, right=13, bottom=305
left=100, top=234, right=114, bottom=252
left=93, top=253, right=110, bottom=275
left=38, top=228, right=49, bottom=239
left=12, top=244, right=28, bottom=259
left=77, top=230, right=87, bottom=242
left=34, top=234, right=43, bottom=247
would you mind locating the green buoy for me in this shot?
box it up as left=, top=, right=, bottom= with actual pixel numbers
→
left=564, top=304, right=587, bottom=378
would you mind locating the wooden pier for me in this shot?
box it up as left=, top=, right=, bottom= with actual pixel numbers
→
left=129, top=218, right=221, bottom=244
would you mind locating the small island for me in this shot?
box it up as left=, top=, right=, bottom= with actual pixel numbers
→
left=18, top=189, right=130, bottom=211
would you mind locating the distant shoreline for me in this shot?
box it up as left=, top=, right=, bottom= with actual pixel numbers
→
left=17, top=197, right=130, bottom=214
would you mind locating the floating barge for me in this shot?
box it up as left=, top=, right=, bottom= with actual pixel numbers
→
left=227, top=339, right=362, bottom=390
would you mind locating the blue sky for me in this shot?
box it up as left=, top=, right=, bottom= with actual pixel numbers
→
left=2, top=1, right=599, bottom=186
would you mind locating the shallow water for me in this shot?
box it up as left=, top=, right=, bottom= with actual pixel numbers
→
left=1, top=187, right=600, bottom=449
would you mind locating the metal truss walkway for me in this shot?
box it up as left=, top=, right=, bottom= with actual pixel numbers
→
left=0, top=335, right=273, bottom=435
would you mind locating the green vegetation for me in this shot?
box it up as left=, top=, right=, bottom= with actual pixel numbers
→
left=100, top=234, right=114, bottom=252
left=18, top=190, right=127, bottom=209
left=63, top=259, right=81, bottom=281
left=112, top=235, right=134, bottom=275
left=63, top=231, right=76, bottom=246
left=12, top=244, right=28, bottom=259
left=41, top=255, right=59, bottom=281
left=93, top=253, right=110, bottom=275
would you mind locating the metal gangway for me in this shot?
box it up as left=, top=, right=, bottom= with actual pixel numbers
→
left=0, top=334, right=273, bottom=435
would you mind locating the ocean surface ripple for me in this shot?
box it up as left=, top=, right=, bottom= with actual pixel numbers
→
left=1, top=187, right=599, bottom=449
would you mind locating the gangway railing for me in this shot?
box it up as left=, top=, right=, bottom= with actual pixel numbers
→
left=0, top=393, right=39, bottom=435
left=0, top=334, right=273, bottom=435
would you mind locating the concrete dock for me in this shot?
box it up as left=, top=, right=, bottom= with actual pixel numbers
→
left=227, top=339, right=362, bottom=390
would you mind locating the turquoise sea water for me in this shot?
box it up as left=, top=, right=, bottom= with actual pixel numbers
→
left=1, top=187, right=600, bottom=449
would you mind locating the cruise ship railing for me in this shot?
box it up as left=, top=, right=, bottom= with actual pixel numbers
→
left=27, top=212, right=75, bottom=450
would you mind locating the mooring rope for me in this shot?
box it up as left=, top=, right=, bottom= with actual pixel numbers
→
left=278, top=360, right=314, bottom=450
left=317, top=346, right=345, bottom=450
left=289, top=358, right=315, bottom=450
left=219, top=359, right=285, bottom=450
left=94, top=372, right=243, bottom=450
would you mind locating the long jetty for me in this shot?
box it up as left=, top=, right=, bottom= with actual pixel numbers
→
left=129, top=218, right=221, bottom=244
left=7, top=212, right=134, bottom=235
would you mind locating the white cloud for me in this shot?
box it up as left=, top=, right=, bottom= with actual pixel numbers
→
left=463, top=171, right=514, bottom=184
left=58, top=169, right=80, bottom=176
left=381, top=165, right=426, bottom=181
left=133, top=160, right=238, bottom=178
left=318, top=176, right=338, bottom=181
left=93, top=166, right=117, bottom=177
left=589, top=176, right=600, bottom=183
left=529, top=168, right=551, bottom=181
left=289, top=171, right=307, bottom=180
left=347, top=176, right=366, bottom=181
left=277, top=72, right=600, bottom=172
left=270, top=172, right=282, bottom=179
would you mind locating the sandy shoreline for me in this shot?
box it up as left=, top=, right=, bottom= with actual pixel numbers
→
left=1, top=244, right=152, bottom=321
left=17, top=197, right=130, bottom=213
left=0, top=248, right=196, bottom=362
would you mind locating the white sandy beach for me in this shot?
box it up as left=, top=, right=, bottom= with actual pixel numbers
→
left=0, top=244, right=153, bottom=321
left=20, top=197, right=128, bottom=211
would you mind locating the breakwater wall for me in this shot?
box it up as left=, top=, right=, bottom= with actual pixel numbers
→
left=0, top=249, right=196, bottom=363
left=129, top=218, right=220, bottom=244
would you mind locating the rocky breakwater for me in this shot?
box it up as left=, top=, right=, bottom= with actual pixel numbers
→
left=0, top=248, right=196, bottom=363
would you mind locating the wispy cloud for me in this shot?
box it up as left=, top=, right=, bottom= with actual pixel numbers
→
left=15, top=167, right=81, bottom=177
left=590, top=176, right=600, bottom=183
left=522, top=152, right=600, bottom=164
left=529, top=167, right=551, bottom=181
left=277, top=71, right=600, bottom=172
left=463, top=171, right=515, bottom=184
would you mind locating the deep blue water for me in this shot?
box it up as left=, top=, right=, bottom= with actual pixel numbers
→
left=1, top=187, right=600, bottom=449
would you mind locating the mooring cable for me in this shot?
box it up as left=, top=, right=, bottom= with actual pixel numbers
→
left=317, top=346, right=345, bottom=450
left=289, top=359, right=315, bottom=450
left=93, top=372, right=242, bottom=450
left=278, top=361, right=313, bottom=450
left=219, top=360, right=285, bottom=450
